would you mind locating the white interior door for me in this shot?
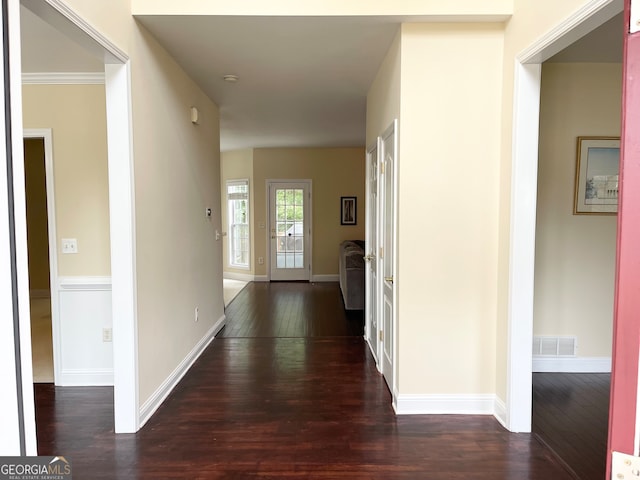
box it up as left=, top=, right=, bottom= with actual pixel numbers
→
left=269, top=181, right=311, bottom=281
left=365, top=143, right=380, bottom=366
left=380, top=121, right=397, bottom=391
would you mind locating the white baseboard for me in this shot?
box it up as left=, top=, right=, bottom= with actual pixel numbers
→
left=223, top=272, right=254, bottom=282
left=58, top=368, right=113, bottom=386
left=394, top=394, right=497, bottom=415
left=253, top=275, right=269, bottom=282
left=139, top=314, right=226, bottom=428
left=494, top=396, right=507, bottom=429
left=311, top=274, right=339, bottom=282
left=533, top=356, right=611, bottom=373
left=30, top=289, right=50, bottom=299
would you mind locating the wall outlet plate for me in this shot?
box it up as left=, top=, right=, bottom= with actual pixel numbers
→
left=61, top=238, right=78, bottom=254
left=102, top=328, right=112, bottom=343
left=612, top=451, right=640, bottom=479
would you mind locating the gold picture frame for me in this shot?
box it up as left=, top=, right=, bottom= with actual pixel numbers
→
left=573, top=136, right=620, bottom=215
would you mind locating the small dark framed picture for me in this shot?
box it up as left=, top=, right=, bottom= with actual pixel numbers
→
left=341, top=196, right=357, bottom=225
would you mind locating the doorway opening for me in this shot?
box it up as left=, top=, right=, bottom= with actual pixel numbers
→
left=23, top=132, right=56, bottom=384
left=529, top=13, right=622, bottom=479
left=17, top=0, right=138, bottom=442
left=506, top=0, right=622, bottom=436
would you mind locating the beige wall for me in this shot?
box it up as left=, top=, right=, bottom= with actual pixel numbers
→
left=132, top=25, right=223, bottom=404
left=220, top=149, right=254, bottom=275
left=397, top=23, right=504, bottom=394
left=59, top=0, right=224, bottom=407
left=23, top=138, right=50, bottom=292
left=534, top=62, right=620, bottom=357
left=251, top=147, right=365, bottom=277
left=22, top=84, right=111, bottom=277
left=366, top=30, right=401, bottom=147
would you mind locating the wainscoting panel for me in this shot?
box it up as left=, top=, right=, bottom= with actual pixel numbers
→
left=57, top=277, right=113, bottom=386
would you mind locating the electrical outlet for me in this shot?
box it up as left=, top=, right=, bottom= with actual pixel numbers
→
left=61, top=238, right=78, bottom=254
left=102, top=328, right=112, bottom=342
left=195, top=307, right=199, bottom=322
left=612, top=451, right=640, bottom=479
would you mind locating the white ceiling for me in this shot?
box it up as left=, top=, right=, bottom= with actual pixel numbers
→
left=20, top=6, right=103, bottom=73
left=19, top=9, right=623, bottom=151
left=136, top=16, right=406, bottom=151
left=547, top=13, right=622, bottom=63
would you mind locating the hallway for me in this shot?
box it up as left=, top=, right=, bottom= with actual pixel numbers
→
left=34, top=282, right=574, bottom=478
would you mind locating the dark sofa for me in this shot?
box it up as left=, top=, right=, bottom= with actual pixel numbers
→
left=339, top=240, right=365, bottom=310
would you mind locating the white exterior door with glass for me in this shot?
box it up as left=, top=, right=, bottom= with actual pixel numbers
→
left=268, top=181, right=311, bottom=281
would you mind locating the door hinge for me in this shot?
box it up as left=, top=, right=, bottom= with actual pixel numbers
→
left=632, top=0, right=640, bottom=33
left=380, top=162, right=385, bottom=174
left=379, top=247, right=383, bottom=258
left=379, top=330, right=383, bottom=341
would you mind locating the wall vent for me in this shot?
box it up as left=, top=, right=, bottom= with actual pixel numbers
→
left=533, top=336, right=577, bottom=356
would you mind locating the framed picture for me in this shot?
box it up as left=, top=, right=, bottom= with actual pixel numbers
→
left=341, top=196, right=357, bottom=225
left=574, top=136, right=620, bottom=215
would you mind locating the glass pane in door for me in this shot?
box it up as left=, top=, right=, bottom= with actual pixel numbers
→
left=275, top=188, right=304, bottom=269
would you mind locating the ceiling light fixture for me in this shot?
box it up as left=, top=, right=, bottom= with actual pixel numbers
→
left=223, top=74, right=239, bottom=83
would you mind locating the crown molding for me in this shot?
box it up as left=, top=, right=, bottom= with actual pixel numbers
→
left=22, top=72, right=105, bottom=85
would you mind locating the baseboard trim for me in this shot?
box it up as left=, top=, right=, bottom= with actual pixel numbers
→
left=138, top=314, right=225, bottom=428
left=58, top=368, right=114, bottom=386
left=311, top=274, right=339, bottom=282
left=494, top=397, right=508, bottom=429
left=223, top=272, right=254, bottom=282
left=394, top=394, right=497, bottom=415
left=253, top=275, right=269, bottom=282
left=532, top=356, right=611, bottom=373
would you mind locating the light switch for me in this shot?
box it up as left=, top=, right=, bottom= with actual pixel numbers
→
left=61, top=238, right=78, bottom=254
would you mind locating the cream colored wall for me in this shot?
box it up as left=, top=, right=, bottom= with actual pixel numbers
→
left=397, top=23, right=504, bottom=394
left=132, top=25, right=223, bottom=404
left=221, top=149, right=254, bottom=275
left=252, top=147, right=365, bottom=277
left=58, top=1, right=224, bottom=407
left=366, top=31, right=401, bottom=147
left=495, top=0, right=613, bottom=402
left=534, top=62, right=620, bottom=357
left=22, top=84, right=111, bottom=277
left=132, top=0, right=512, bottom=17
left=23, top=139, right=50, bottom=292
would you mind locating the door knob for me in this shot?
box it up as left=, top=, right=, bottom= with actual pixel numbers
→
left=384, top=276, right=394, bottom=284
left=363, top=254, right=375, bottom=261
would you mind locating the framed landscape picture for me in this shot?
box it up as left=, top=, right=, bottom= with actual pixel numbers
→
left=573, top=136, right=620, bottom=215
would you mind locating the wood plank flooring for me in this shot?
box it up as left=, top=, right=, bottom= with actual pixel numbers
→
left=33, top=281, right=585, bottom=479
left=219, top=282, right=364, bottom=338
left=532, top=372, right=610, bottom=480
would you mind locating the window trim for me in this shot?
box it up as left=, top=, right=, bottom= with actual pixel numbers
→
left=226, top=179, right=250, bottom=270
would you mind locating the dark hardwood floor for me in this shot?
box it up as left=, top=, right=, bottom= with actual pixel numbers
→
left=532, top=372, right=610, bottom=480
left=34, top=281, right=586, bottom=479
left=219, top=282, right=364, bottom=337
